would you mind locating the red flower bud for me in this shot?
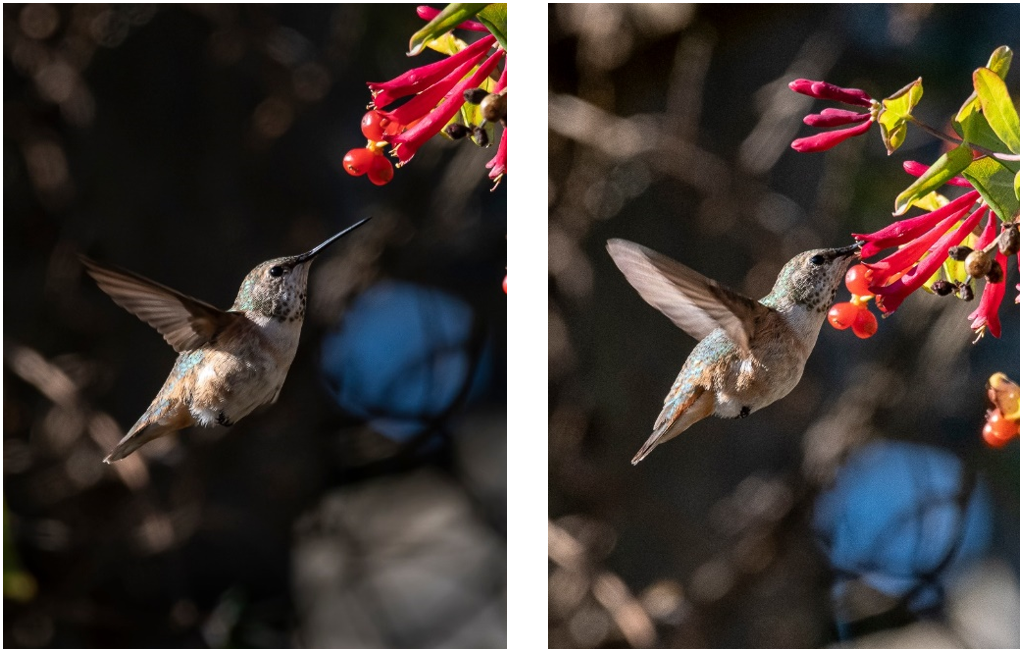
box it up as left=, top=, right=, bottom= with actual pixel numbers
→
left=803, top=108, right=871, bottom=127
left=789, top=79, right=873, bottom=107
left=790, top=119, right=873, bottom=152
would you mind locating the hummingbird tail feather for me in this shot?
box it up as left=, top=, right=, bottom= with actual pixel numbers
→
left=104, top=410, right=193, bottom=463
left=632, top=387, right=715, bottom=465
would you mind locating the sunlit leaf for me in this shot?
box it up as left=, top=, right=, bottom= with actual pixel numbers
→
left=974, top=68, right=1020, bottom=154
left=894, top=145, right=973, bottom=215
left=476, top=4, right=507, bottom=51
left=409, top=3, right=489, bottom=56
left=962, top=156, right=1020, bottom=223
left=955, top=46, right=1014, bottom=126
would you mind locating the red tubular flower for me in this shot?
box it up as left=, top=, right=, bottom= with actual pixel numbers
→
left=416, top=6, right=489, bottom=32
left=871, top=205, right=987, bottom=313
left=368, top=33, right=496, bottom=109
left=789, top=79, right=873, bottom=107
left=968, top=212, right=1007, bottom=338
left=902, top=160, right=974, bottom=187
left=854, top=190, right=980, bottom=258
left=791, top=119, right=873, bottom=152
left=487, top=127, right=506, bottom=182
left=390, top=48, right=504, bottom=163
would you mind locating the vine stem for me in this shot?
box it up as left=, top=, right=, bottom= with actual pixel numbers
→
left=908, top=116, right=1021, bottom=162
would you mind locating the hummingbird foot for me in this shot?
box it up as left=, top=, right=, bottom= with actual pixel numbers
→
left=216, top=412, right=235, bottom=427
left=736, top=406, right=751, bottom=419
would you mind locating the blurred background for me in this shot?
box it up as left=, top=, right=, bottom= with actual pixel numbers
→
left=548, top=5, right=1018, bottom=649
left=5, top=4, right=506, bottom=648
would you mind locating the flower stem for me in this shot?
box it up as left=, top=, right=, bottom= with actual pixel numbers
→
left=907, top=116, right=1021, bottom=162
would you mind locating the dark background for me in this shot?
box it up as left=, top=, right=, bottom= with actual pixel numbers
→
left=4, top=4, right=506, bottom=648
left=548, top=4, right=1018, bottom=649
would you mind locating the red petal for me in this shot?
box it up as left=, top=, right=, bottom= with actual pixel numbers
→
left=791, top=119, right=873, bottom=152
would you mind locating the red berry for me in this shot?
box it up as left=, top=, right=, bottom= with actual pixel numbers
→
left=982, top=423, right=1009, bottom=447
left=367, top=154, right=394, bottom=186
left=845, top=264, right=873, bottom=296
left=828, top=302, right=858, bottom=330
left=502, top=275, right=507, bottom=294
left=851, top=307, right=878, bottom=339
left=361, top=110, right=387, bottom=141
left=343, top=148, right=375, bottom=176
left=986, top=409, right=1020, bottom=441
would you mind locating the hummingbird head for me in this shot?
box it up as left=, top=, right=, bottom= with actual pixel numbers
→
left=767, top=242, right=861, bottom=313
left=231, top=218, right=371, bottom=320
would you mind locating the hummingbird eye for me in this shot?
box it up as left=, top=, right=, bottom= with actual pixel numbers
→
left=810, top=254, right=825, bottom=266
left=269, top=266, right=285, bottom=277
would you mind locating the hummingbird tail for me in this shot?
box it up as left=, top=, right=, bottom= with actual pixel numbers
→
left=631, top=387, right=715, bottom=465
left=103, top=410, right=193, bottom=463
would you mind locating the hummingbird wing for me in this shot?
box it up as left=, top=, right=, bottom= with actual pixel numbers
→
left=81, top=256, right=239, bottom=353
left=606, top=239, right=770, bottom=355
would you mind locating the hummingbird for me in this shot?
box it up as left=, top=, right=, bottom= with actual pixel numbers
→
left=607, top=238, right=861, bottom=465
left=81, top=218, right=372, bottom=463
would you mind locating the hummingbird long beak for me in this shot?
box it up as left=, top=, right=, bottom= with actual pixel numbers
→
left=824, top=242, right=862, bottom=260
left=293, top=217, right=372, bottom=265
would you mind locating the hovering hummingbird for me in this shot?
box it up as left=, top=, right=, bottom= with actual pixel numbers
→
left=82, top=218, right=372, bottom=463
left=607, top=239, right=861, bottom=465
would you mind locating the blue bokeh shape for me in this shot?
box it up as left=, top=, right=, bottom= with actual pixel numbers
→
left=320, top=280, right=491, bottom=442
left=813, top=440, right=993, bottom=612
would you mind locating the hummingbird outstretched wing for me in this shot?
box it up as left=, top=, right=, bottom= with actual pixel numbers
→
left=80, top=256, right=240, bottom=353
left=606, top=239, right=770, bottom=355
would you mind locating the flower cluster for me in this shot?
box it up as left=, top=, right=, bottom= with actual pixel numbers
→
left=789, top=79, right=876, bottom=152
left=343, top=6, right=506, bottom=187
left=849, top=162, right=1017, bottom=340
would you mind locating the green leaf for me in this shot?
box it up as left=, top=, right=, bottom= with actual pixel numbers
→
left=955, top=46, right=1014, bottom=124
left=985, top=45, right=1014, bottom=80
left=894, top=145, right=974, bottom=215
left=1015, top=170, right=1020, bottom=201
left=878, top=78, right=922, bottom=154
left=974, top=68, right=1020, bottom=154
left=962, top=156, right=1020, bottom=223
left=409, top=3, right=489, bottom=56
left=476, top=4, right=507, bottom=52
left=957, top=107, right=1018, bottom=171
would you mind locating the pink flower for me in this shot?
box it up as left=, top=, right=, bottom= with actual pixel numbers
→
left=968, top=212, right=1007, bottom=338
left=789, top=79, right=876, bottom=152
